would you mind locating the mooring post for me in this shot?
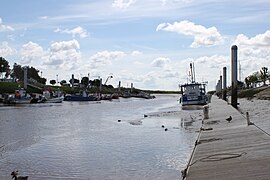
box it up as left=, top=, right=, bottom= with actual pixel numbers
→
left=231, top=45, right=238, bottom=109
left=246, top=112, right=250, bottom=125
left=222, top=67, right=227, bottom=101
left=219, top=75, right=222, bottom=99
left=71, top=74, right=74, bottom=89
left=23, top=66, right=28, bottom=89
left=203, top=105, right=209, bottom=119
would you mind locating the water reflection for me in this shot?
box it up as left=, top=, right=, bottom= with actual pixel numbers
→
left=0, top=95, right=202, bottom=179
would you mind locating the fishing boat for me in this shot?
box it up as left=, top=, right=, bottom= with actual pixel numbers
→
left=41, top=90, right=64, bottom=103
left=4, top=88, right=32, bottom=104
left=64, top=90, right=98, bottom=101
left=179, top=63, right=208, bottom=106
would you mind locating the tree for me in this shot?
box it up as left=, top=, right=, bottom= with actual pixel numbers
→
left=245, top=72, right=259, bottom=88
left=260, top=67, right=268, bottom=86
left=60, top=80, right=67, bottom=86
left=245, top=77, right=251, bottom=88
left=50, top=79, right=56, bottom=85
left=39, top=77, right=47, bottom=85
left=0, top=57, right=10, bottom=78
left=81, top=76, right=89, bottom=87
left=10, top=63, right=46, bottom=84
left=89, top=79, right=101, bottom=87
left=69, top=78, right=79, bottom=84
left=11, top=63, right=23, bottom=80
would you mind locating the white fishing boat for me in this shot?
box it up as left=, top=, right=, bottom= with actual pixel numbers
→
left=179, top=63, right=208, bottom=106
left=42, top=90, right=64, bottom=103
left=4, top=88, right=32, bottom=104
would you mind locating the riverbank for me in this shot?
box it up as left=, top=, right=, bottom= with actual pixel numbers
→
left=238, top=85, right=270, bottom=99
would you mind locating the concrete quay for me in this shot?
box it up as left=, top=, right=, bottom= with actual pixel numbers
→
left=184, top=96, right=270, bottom=180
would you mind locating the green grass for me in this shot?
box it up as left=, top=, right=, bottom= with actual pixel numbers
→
left=238, top=88, right=266, bottom=98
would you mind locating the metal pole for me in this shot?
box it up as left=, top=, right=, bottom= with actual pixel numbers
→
left=231, top=45, right=238, bottom=109
left=219, top=75, right=222, bottom=98
left=99, top=78, right=102, bottom=100
left=118, top=81, right=121, bottom=92
left=23, top=66, right=28, bottom=89
left=223, top=67, right=227, bottom=101
left=71, top=74, right=74, bottom=90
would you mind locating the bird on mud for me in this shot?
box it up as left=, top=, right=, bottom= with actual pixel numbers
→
left=226, top=116, right=232, bottom=123
left=11, top=171, right=28, bottom=180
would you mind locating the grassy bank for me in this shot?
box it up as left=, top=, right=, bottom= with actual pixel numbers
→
left=238, top=86, right=269, bottom=99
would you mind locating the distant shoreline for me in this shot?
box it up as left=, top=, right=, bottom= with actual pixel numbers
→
left=0, top=82, right=180, bottom=95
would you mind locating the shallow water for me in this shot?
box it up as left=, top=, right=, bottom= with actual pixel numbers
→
left=0, top=94, right=203, bottom=180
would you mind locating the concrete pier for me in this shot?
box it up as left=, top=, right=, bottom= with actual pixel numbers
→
left=184, top=96, right=270, bottom=180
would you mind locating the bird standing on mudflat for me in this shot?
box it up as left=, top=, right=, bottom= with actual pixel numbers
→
left=11, top=171, right=28, bottom=180
left=226, top=116, right=232, bottom=123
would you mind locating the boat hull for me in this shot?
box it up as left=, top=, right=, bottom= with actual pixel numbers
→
left=45, top=97, right=64, bottom=103
left=181, top=95, right=208, bottom=106
left=64, top=95, right=98, bottom=101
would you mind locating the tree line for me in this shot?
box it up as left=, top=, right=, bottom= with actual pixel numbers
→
left=244, top=67, right=269, bottom=88
left=0, top=57, right=113, bottom=89
left=0, top=57, right=46, bottom=84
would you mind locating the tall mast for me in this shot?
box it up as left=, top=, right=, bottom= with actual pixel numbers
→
left=190, top=63, right=193, bottom=83
left=193, top=62, right=196, bottom=83
left=190, top=62, right=196, bottom=83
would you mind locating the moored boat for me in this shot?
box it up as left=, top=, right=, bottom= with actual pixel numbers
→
left=42, top=90, right=64, bottom=103
left=3, top=88, right=32, bottom=104
left=180, top=63, right=208, bottom=106
left=64, top=90, right=98, bottom=101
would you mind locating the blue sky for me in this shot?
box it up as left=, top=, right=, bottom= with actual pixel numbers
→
left=0, top=0, right=270, bottom=90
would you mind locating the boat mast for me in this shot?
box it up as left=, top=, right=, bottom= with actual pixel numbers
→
left=193, top=62, right=196, bottom=83
left=190, top=62, right=196, bottom=83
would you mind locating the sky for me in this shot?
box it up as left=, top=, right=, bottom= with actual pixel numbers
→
left=0, top=0, right=270, bottom=91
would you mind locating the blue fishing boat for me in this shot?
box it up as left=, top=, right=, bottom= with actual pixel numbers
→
left=64, top=90, right=98, bottom=101
left=180, top=63, right=208, bottom=106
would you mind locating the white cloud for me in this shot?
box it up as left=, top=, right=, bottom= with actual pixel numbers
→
left=89, top=50, right=126, bottom=68
left=234, top=30, right=270, bottom=58
left=160, top=0, right=192, bottom=6
left=0, top=42, right=13, bottom=57
left=20, top=41, right=44, bottom=64
left=151, top=57, right=171, bottom=69
left=0, top=17, right=14, bottom=32
left=235, top=30, right=270, bottom=47
left=44, top=39, right=81, bottom=70
left=54, top=26, right=88, bottom=38
left=156, top=20, right=224, bottom=48
left=131, top=50, right=142, bottom=56
left=233, top=30, right=270, bottom=77
left=112, top=0, right=136, bottom=9
left=39, top=16, right=48, bottom=20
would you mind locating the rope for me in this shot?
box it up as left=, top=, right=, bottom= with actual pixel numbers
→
left=238, top=110, right=270, bottom=137
left=189, top=152, right=247, bottom=167
left=253, top=123, right=270, bottom=137
left=181, top=127, right=202, bottom=179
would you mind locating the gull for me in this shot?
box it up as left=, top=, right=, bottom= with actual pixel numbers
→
left=226, top=116, right=232, bottom=123
left=11, top=171, right=28, bottom=180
